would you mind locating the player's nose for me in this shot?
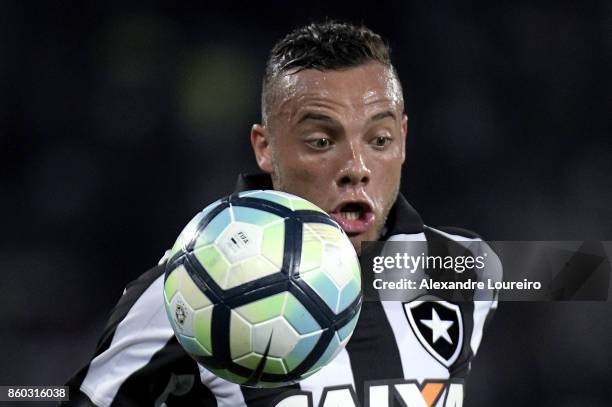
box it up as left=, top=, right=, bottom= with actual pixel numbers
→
left=336, top=142, right=371, bottom=187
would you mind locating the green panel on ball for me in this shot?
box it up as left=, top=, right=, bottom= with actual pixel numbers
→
left=298, top=235, right=323, bottom=274
left=224, top=257, right=267, bottom=289
left=193, top=245, right=230, bottom=288
left=289, top=197, right=326, bottom=213
left=283, top=294, right=321, bottom=335
left=176, top=267, right=213, bottom=310
left=164, top=265, right=182, bottom=302
left=235, top=292, right=286, bottom=324
left=193, top=306, right=214, bottom=354
left=234, top=353, right=287, bottom=375
left=264, top=356, right=287, bottom=375
left=234, top=352, right=260, bottom=371
left=261, top=221, right=285, bottom=269
left=178, top=334, right=211, bottom=356
left=306, top=223, right=344, bottom=244
left=230, top=311, right=253, bottom=359
left=226, top=256, right=280, bottom=289
left=301, top=270, right=340, bottom=313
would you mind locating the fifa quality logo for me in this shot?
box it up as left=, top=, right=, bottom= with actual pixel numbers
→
left=227, top=230, right=250, bottom=254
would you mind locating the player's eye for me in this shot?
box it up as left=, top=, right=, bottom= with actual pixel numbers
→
left=307, top=138, right=333, bottom=150
left=371, top=135, right=392, bottom=149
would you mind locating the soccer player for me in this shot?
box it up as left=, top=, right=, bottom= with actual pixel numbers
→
left=64, top=22, right=500, bottom=407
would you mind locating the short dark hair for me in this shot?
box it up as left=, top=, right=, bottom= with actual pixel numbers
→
left=261, top=21, right=399, bottom=123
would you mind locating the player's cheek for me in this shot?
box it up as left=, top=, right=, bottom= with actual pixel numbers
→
left=372, top=159, right=401, bottom=213
left=298, top=155, right=336, bottom=183
left=285, top=160, right=329, bottom=197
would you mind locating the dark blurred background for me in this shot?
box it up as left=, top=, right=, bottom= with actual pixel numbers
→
left=1, top=0, right=611, bottom=405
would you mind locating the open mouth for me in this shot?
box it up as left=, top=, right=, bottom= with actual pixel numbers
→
left=329, top=202, right=375, bottom=235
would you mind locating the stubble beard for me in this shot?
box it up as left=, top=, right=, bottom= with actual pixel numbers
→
left=375, top=180, right=401, bottom=241
left=270, top=146, right=286, bottom=193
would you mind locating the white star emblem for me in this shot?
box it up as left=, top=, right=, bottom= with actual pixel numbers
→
left=420, top=308, right=454, bottom=344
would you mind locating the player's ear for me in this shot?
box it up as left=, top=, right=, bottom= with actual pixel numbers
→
left=251, top=124, right=274, bottom=174
left=400, top=114, right=408, bottom=163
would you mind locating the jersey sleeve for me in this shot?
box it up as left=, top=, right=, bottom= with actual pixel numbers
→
left=62, top=264, right=217, bottom=407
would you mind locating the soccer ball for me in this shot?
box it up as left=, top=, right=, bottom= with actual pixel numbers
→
left=163, top=190, right=362, bottom=388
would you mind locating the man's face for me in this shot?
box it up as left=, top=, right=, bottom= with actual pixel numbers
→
left=252, top=62, right=407, bottom=252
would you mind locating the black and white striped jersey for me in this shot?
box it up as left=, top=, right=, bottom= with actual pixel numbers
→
left=64, top=174, right=501, bottom=407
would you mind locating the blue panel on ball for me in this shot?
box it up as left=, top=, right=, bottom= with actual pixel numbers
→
left=301, top=270, right=340, bottom=313
left=195, top=207, right=232, bottom=248
left=283, top=294, right=321, bottom=335
left=337, top=279, right=360, bottom=314
left=311, top=331, right=341, bottom=371
left=231, top=205, right=283, bottom=228
left=284, top=331, right=322, bottom=371
left=337, top=310, right=360, bottom=343
left=201, top=198, right=223, bottom=215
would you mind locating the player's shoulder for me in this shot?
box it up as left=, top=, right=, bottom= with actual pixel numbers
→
left=386, top=194, right=486, bottom=243
left=96, top=261, right=167, bottom=338
left=120, top=261, right=166, bottom=298
left=423, top=224, right=500, bottom=260
left=119, top=250, right=170, bottom=297
left=426, top=224, right=503, bottom=282
left=424, top=225, right=484, bottom=241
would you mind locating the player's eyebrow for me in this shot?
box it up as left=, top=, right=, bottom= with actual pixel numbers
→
left=296, top=112, right=339, bottom=126
left=368, top=110, right=397, bottom=123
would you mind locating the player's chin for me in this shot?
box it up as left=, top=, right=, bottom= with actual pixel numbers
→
left=346, top=221, right=384, bottom=254
left=346, top=232, right=368, bottom=255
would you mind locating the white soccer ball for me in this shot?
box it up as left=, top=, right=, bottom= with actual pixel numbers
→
left=163, top=190, right=362, bottom=387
